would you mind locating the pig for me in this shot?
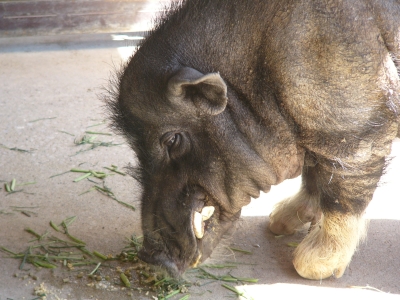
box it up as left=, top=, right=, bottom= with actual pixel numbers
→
left=106, top=0, right=400, bottom=280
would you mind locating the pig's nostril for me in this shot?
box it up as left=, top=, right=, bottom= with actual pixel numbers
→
left=138, top=247, right=181, bottom=278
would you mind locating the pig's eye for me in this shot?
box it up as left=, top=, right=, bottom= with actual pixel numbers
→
left=161, top=132, right=189, bottom=159
left=161, top=132, right=181, bottom=150
left=165, top=133, right=179, bottom=148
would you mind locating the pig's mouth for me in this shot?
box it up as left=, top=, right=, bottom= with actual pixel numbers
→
left=192, top=205, right=216, bottom=238
left=138, top=189, right=240, bottom=278
left=191, top=194, right=219, bottom=240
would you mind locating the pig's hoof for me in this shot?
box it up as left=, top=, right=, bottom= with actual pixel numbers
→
left=268, top=187, right=320, bottom=235
left=293, top=213, right=367, bottom=280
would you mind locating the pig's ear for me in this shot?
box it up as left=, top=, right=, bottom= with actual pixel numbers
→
left=167, top=67, right=228, bottom=115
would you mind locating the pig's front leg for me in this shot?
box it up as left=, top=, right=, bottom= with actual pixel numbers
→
left=268, top=165, right=321, bottom=236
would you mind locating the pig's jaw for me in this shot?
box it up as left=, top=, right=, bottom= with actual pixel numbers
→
left=138, top=189, right=241, bottom=278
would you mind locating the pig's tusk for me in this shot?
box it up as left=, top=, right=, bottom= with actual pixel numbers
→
left=193, top=211, right=204, bottom=239
left=193, top=206, right=215, bottom=239
left=201, top=206, right=215, bottom=221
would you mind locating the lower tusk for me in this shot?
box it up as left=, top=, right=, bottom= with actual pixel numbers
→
left=193, top=211, right=204, bottom=239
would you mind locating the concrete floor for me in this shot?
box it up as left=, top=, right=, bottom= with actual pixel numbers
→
left=1, top=33, right=400, bottom=300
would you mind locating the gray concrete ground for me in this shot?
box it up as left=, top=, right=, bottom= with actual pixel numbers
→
left=1, top=29, right=400, bottom=300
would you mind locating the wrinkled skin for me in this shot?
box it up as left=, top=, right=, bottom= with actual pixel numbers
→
left=107, top=0, right=400, bottom=278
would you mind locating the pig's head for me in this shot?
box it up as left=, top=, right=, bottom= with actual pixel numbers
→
left=106, top=55, right=298, bottom=277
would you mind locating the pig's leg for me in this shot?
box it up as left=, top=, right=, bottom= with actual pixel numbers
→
left=292, top=156, right=385, bottom=280
left=293, top=211, right=368, bottom=279
left=268, top=166, right=321, bottom=236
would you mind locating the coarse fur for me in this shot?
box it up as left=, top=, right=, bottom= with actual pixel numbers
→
left=268, top=185, right=321, bottom=236
left=293, top=213, right=368, bottom=279
left=105, top=0, right=400, bottom=280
